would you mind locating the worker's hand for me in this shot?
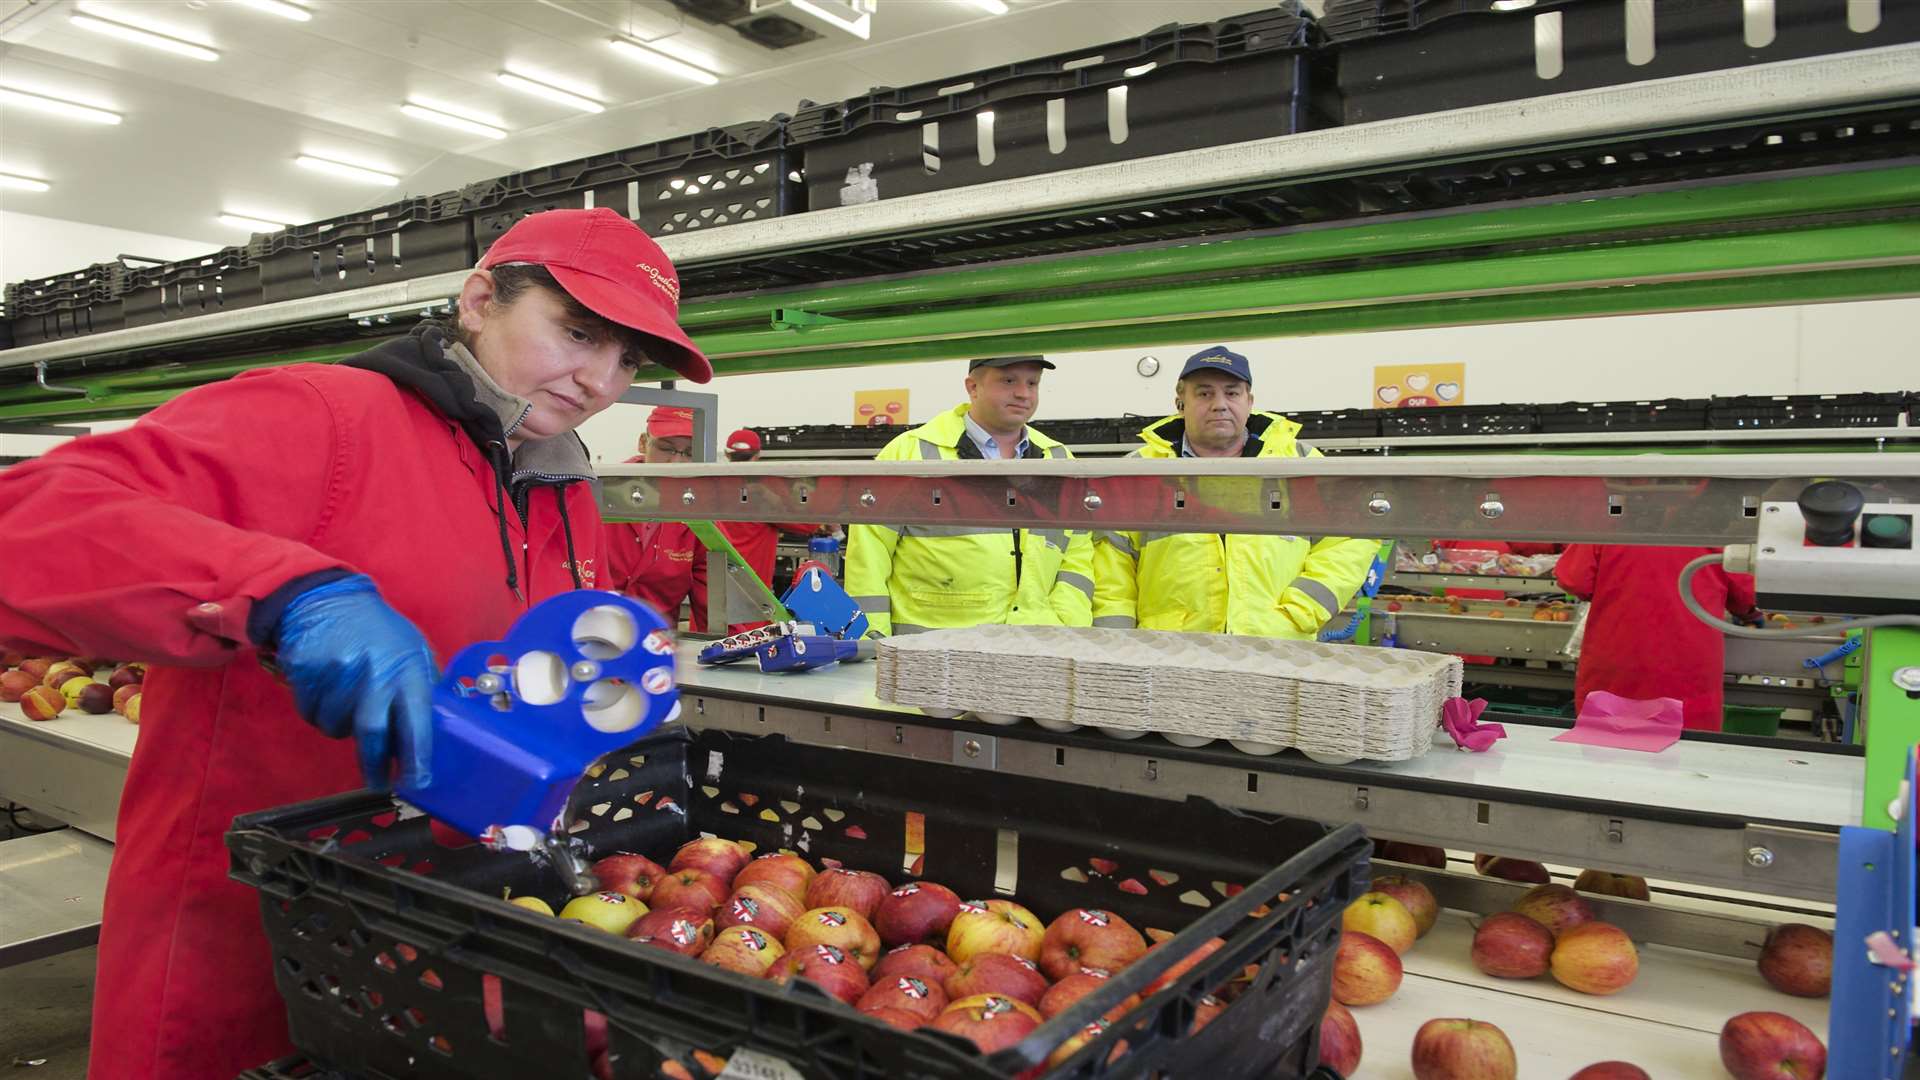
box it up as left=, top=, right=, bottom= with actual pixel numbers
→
left=1736, top=607, right=1768, bottom=629
left=273, top=574, right=435, bottom=791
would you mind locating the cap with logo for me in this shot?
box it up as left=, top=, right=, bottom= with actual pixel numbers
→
left=1178, top=346, right=1252, bottom=386
left=646, top=406, right=694, bottom=440
left=725, top=428, right=762, bottom=455
left=968, top=354, right=1056, bottom=371
left=478, top=207, right=712, bottom=383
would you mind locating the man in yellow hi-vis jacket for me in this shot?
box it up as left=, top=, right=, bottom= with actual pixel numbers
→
left=846, top=356, right=1095, bottom=636
left=1094, top=347, right=1376, bottom=639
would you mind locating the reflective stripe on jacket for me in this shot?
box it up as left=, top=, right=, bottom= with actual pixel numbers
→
left=844, top=404, right=1095, bottom=636
left=1092, top=412, right=1377, bottom=639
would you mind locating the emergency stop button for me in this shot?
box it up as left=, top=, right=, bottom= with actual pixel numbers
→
left=1798, top=480, right=1864, bottom=547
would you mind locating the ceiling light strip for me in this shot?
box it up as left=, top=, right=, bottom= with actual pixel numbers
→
left=70, top=12, right=219, bottom=62
left=496, top=71, right=604, bottom=113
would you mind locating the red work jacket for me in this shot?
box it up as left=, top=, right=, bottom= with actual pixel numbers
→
left=0, top=349, right=601, bottom=1079
left=1556, top=544, right=1757, bottom=731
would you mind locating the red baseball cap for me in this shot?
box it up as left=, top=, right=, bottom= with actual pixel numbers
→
left=725, top=428, right=762, bottom=455
left=646, top=406, right=694, bottom=439
left=479, top=208, right=712, bottom=383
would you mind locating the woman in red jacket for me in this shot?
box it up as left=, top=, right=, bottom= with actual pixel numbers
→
left=0, top=208, right=710, bottom=1079
left=1556, top=544, right=1761, bottom=731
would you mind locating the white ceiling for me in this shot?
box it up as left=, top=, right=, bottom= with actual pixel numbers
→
left=0, top=0, right=1283, bottom=254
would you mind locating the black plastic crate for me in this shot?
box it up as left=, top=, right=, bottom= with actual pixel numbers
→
left=1537, top=398, right=1710, bottom=433
left=790, top=7, right=1315, bottom=209
left=122, top=246, right=264, bottom=328
left=1317, top=0, right=1920, bottom=126
left=3, top=262, right=129, bottom=345
left=249, top=194, right=473, bottom=304
left=1708, top=392, right=1913, bottom=430
left=1377, top=403, right=1537, bottom=437
left=463, top=120, right=800, bottom=252
left=1290, top=409, right=1381, bottom=440
left=228, top=726, right=1367, bottom=1080
left=757, top=423, right=901, bottom=451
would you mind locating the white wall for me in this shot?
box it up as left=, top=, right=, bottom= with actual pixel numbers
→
left=1, top=210, right=222, bottom=286
left=573, top=297, right=1920, bottom=462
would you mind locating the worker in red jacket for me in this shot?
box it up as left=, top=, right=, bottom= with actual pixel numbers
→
left=602, top=406, right=711, bottom=628
left=0, top=208, right=710, bottom=1080
left=719, top=427, right=822, bottom=598
left=1555, top=544, right=1762, bottom=731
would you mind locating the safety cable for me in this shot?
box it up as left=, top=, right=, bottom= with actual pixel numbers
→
left=1677, top=553, right=1920, bottom=638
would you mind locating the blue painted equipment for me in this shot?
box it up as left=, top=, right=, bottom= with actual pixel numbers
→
left=395, top=590, right=679, bottom=863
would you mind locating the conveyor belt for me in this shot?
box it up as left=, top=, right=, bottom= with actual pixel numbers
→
left=0, top=701, right=136, bottom=841
left=675, top=643, right=1857, bottom=900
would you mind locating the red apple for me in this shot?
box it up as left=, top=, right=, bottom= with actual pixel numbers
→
left=1573, top=869, right=1651, bottom=901
left=559, top=892, right=648, bottom=935
left=1371, top=875, right=1439, bottom=937
left=1332, top=931, right=1402, bottom=1007
left=1343, top=892, right=1418, bottom=955
left=1718, top=1011, right=1826, bottom=1080
left=42, top=661, right=86, bottom=689
left=1511, top=884, right=1596, bottom=938
left=590, top=852, right=666, bottom=902
left=1569, top=1064, right=1651, bottom=1080
left=0, top=650, right=23, bottom=668
left=1190, top=994, right=1226, bottom=1034
left=785, top=906, right=882, bottom=970
left=108, top=664, right=145, bottom=690
left=0, top=670, right=37, bottom=702
left=1039, top=908, right=1148, bottom=982
left=861, top=1006, right=925, bottom=1031
left=733, top=852, right=816, bottom=903
left=626, top=907, right=716, bottom=957
left=767, top=943, right=870, bottom=1005
left=75, top=682, right=116, bottom=715
left=1550, top=922, right=1638, bottom=995
left=805, top=868, right=891, bottom=922
left=858, top=973, right=947, bottom=1022
left=700, top=925, right=786, bottom=976
left=651, top=868, right=730, bottom=916
left=1317, top=1000, right=1362, bottom=1076
left=716, top=883, right=806, bottom=942
left=1139, top=936, right=1225, bottom=997
left=946, top=952, right=1048, bottom=1007
left=929, top=994, right=1042, bottom=1055
left=1757, top=923, right=1832, bottom=998
left=20, top=684, right=65, bottom=721
left=668, top=837, right=750, bottom=888
left=1045, top=1017, right=1129, bottom=1069
left=17, top=658, right=52, bottom=682
left=1376, top=840, right=1449, bottom=869
left=1475, top=854, right=1551, bottom=885
left=112, top=684, right=140, bottom=715
left=875, top=881, right=962, bottom=948
left=122, top=693, right=141, bottom=725
left=1411, top=1018, right=1517, bottom=1080
left=702, top=922, right=783, bottom=972
left=1470, top=913, right=1554, bottom=979
left=1038, top=969, right=1138, bottom=1021
left=946, top=899, right=1044, bottom=965
left=873, top=943, right=959, bottom=989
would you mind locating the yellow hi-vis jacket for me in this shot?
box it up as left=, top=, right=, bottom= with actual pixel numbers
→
left=1092, top=412, right=1378, bottom=639
left=845, top=404, right=1095, bottom=636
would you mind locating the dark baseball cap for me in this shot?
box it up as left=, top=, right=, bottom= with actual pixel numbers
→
left=968, top=354, right=1056, bottom=371
left=1178, top=346, right=1252, bottom=385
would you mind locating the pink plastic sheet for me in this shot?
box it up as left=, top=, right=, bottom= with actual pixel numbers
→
left=1553, top=690, right=1685, bottom=753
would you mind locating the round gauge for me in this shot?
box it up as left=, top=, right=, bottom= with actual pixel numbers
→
left=1136, top=355, right=1160, bottom=378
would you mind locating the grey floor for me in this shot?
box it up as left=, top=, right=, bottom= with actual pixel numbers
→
left=1, top=946, right=93, bottom=1079
left=3, top=811, right=93, bottom=1079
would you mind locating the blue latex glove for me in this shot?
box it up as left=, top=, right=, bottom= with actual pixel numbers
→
left=274, top=574, right=436, bottom=790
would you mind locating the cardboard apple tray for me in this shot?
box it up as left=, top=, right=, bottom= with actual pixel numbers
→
left=877, top=626, right=1464, bottom=762
left=227, top=725, right=1368, bottom=1080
